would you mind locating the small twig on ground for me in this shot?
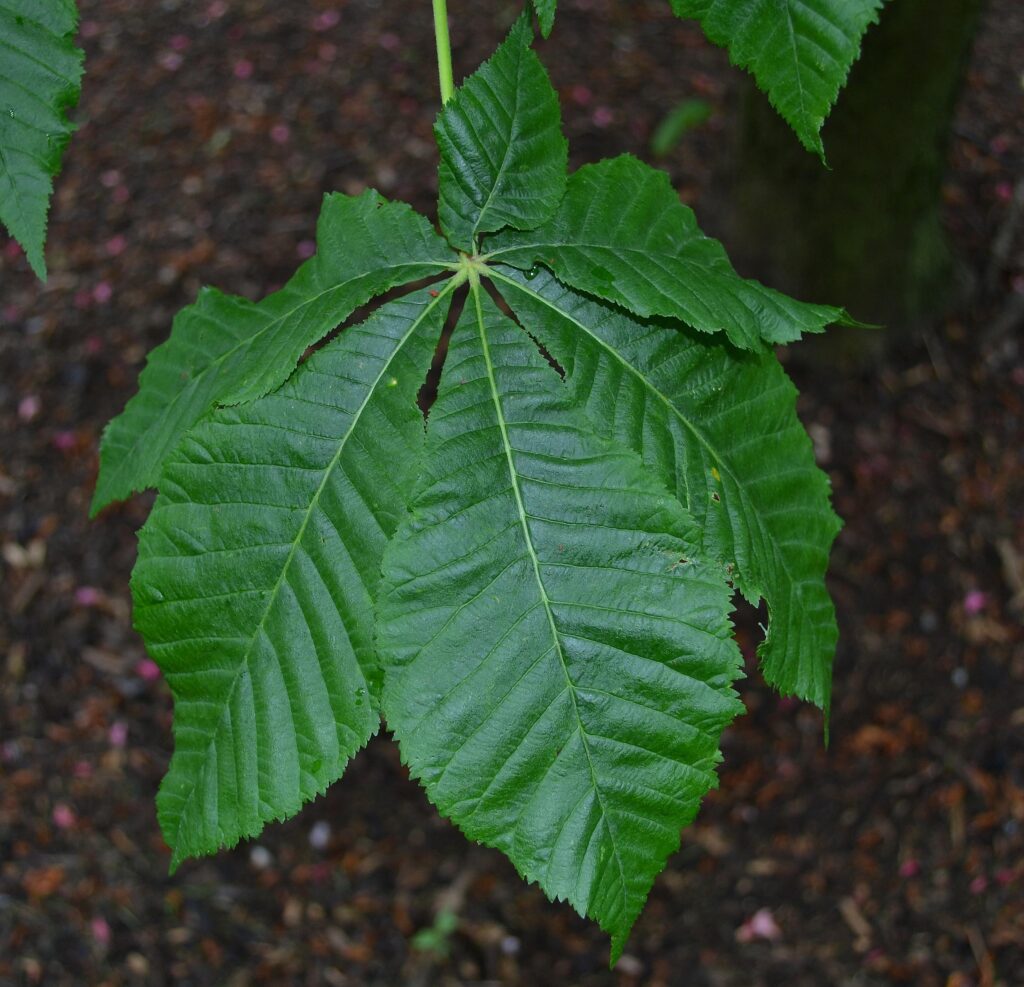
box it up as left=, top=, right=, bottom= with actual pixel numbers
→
left=985, top=177, right=1024, bottom=292
left=966, top=924, right=996, bottom=987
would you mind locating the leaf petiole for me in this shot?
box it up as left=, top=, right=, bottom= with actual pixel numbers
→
left=431, top=0, right=455, bottom=104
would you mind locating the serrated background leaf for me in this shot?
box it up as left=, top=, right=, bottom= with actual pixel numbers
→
left=532, top=0, right=557, bottom=37
left=378, top=286, right=744, bottom=960
left=92, top=190, right=453, bottom=513
left=487, top=156, right=846, bottom=350
left=495, top=267, right=841, bottom=708
left=669, top=0, right=884, bottom=157
left=0, top=0, right=84, bottom=279
left=436, top=15, right=567, bottom=251
left=131, top=287, right=451, bottom=868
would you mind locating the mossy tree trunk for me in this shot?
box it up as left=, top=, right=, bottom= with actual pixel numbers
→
left=731, top=0, right=984, bottom=349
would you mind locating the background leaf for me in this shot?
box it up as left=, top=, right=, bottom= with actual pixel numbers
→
left=487, top=155, right=847, bottom=350
left=0, top=0, right=84, bottom=279
left=650, top=98, right=713, bottom=158
left=92, top=190, right=453, bottom=513
left=436, top=15, right=567, bottom=250
left=669, top=0, right=884, bottom=157
left=495, top=267, right=841, bottom=708
left=378, top=285, right=744, bottom=960
left=132, top=286, right=451, bottom=868
left=532, top=0, right=557, bottom=37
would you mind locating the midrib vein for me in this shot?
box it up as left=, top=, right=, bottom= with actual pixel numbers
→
left=470, top=282, right=628, bottom=909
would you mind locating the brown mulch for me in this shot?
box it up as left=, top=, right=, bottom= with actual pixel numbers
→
left=1, top=1, right=1022, bottom=985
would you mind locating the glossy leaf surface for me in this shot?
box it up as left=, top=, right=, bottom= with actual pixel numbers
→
left=435, top=15, right=566, bottom=250
left=92, top=191, right=452, bottom=513
left=494, top=267, right=841, bottom=708
left=133, top=287, right=450, bottom=868
left=487, top=156, right=848, bottom=350
left=378, top=286, right=744, bottom=959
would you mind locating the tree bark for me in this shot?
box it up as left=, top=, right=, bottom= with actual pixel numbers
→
left=730, top=0, right=984, bottom=357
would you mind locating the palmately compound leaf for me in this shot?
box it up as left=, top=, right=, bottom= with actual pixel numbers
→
left=92, top=17, right=853, bottom=955
left=532, top=0, right=557, bottom=37
left=669, top=0, right=884, bottom=158
left=0, top=0, right=84, bottom=279
left=132, top=285, right=453, bottom=868
left=92, top=190, right=454, bottom=514
left=486, top=155, right=848, bottom=351
left=435, top=14, right=566, bottom=251
left=377, top=284, right=744, bottom=960
left=493, top=267, right=841, bottom=708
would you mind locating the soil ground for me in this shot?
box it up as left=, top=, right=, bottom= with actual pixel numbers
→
left=1, top=1, right=1022, bottom=984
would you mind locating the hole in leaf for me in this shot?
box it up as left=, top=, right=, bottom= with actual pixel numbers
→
left=304, top=272, right=454, bottom=364
left=417, top=285, right=467, bottom=418
left=484, top=278, right=565, bottom=380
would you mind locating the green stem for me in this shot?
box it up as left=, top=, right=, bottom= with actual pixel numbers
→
left=431, top=0, right=455, bottom=104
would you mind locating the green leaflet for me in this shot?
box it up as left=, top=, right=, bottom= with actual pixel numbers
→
left=92, top=190, right=452, bottom=513
left=435, top=15, right=566, bottom=250
left=486, top=155, right=849, bottom=350
left=377, top=285, right=744, bottom=960
left=493, top=267, right=841, bottom=708
left=132, top=286, right=452, bottom=868
left=532, top=0, right=556, bottom=37
left=0, top=0, right=84, bottom=279
left=669, top=0, right=884, bottom=158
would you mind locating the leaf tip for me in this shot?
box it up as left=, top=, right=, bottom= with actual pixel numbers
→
left=87, top=488, right=109, bottom=519
left=531, top=0, right=555, bottom=38
left=26, top=248, right=48, bottom=283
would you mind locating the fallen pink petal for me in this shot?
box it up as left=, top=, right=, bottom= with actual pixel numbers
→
left=313, top=10, right=341, bottom=31
left=52, top=431, right=77, bottom=452
left=135, top=659, right=162, bottom=682
left=17, top=395, right=40, bottom=422
left=109, top=722, right=129, bottom=748
left=898, top=858, right=921, bottom=878
left=74, top=586, right=104, bottom=607
left=736, top=908, right=782, bottom=943
left=158, top=51, right=184, bottom=72
left=963, top=590, right=988, bottom=614
left=91, top=916, right=111, bottom=946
